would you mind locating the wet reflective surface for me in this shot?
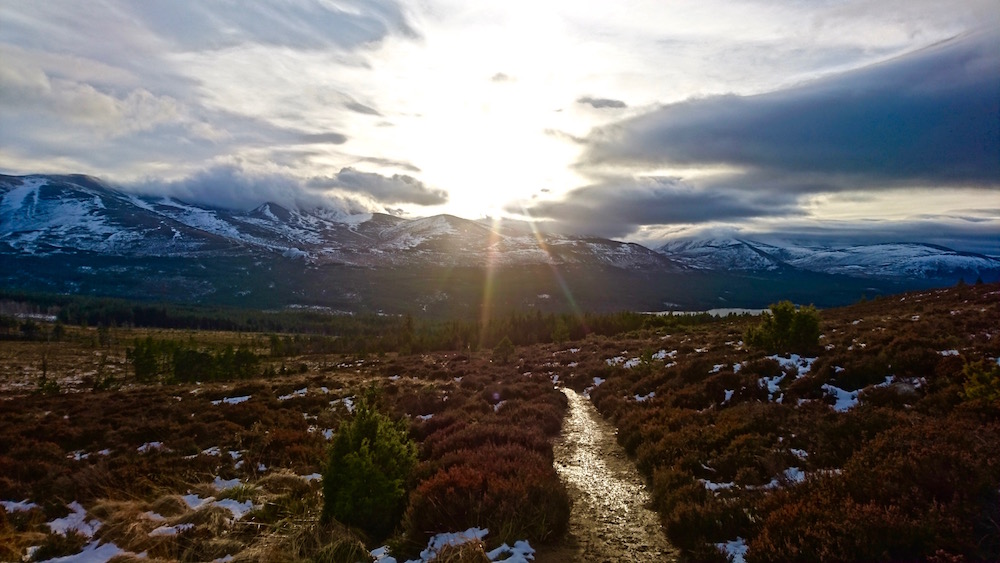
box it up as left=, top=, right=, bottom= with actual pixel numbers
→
left=552, top=388, right=679, bottom=562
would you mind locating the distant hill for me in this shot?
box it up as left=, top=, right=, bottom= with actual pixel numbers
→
left=2, top=173, right=996, bottom=314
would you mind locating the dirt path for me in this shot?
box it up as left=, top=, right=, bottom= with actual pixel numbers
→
left=539, top=388, right=680, bottom=562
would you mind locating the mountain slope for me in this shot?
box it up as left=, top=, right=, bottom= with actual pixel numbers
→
left=657, top=237, right=1000, bottom=281
left=0, top=174, right=678, bottom=270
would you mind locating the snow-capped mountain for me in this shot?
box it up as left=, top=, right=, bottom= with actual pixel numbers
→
left=0, top=174, right=676, bottom=270
left=657, top=237, right=1000, bottom=281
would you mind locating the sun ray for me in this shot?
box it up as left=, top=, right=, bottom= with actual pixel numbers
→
left=518, top=207, right=589, bottom=334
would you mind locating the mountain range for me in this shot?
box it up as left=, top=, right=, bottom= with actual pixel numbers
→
left=2, top=174, right=997, bottom=314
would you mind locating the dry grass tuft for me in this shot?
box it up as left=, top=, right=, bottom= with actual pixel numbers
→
left=148, top=494, right=188, bottom=518
left=430, top=541, right=491, bottom=563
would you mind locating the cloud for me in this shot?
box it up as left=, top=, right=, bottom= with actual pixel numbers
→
left=131, top=163, right=446, bottom=212
left=491, top=72, right=513, bottom=82
left=515, top=176, right=797, bottom=238
left=127, top=1, right=417, bottom=52
left=577, top=96, right=627, bottom=109
left=298, top=132, right=349, bottom=145
left=581, top=30, right=1000, bottom=191
left=344, top=100, right=383, bottom=116
left=309, top=167, right=448, bottom=205
left=132, top=164, right=358, bottom=212
left=353, top=156, right=421, bottom=173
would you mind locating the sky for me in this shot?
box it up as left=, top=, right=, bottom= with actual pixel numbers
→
left=1, top=1, right=998, bottom=253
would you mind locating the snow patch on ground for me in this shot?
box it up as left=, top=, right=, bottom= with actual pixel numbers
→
left=36, top=540, right=130, bottom=562
left=137, top=441, right=164, bottom=453
left=716, top=537, right=748, bottom=563
left=821, top=384, right=860, bottom=412
left=180, top=494, right=254, bottom=520
left=149, top=523, right=195, bottom=536
left=1, top=499, right=38, bottom=512
left=211, top=395, right=251, bottom=405
left=278, top=387, right=307, bottom=400
left=47, top=502, right=100, bottom=537
left=371, top=527, right=535, bottom=563
left=767, top=354, right=816, bottom=377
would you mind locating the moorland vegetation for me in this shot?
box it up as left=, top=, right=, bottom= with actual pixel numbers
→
left=0, top=282, right=997, bottom=561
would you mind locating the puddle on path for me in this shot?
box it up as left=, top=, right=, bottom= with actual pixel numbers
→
left=549, top=388, right=679, bottom=562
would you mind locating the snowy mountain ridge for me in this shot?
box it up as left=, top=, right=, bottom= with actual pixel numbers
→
left=0, top=174, right=676, bottom=270
left=656, top=237, right=1000, bottom=281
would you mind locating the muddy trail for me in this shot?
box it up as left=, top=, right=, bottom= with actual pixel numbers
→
left=539, top=388, right=680, bottom=562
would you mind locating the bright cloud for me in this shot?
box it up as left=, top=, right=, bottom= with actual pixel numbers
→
left=1, top=0, right=997, bottom=249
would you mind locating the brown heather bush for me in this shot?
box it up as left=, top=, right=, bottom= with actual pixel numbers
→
left=403, top=460, right=569, bottom=547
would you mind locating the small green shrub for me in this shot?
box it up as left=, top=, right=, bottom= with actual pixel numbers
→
left=962, top=359, right=1000, bottom=402
left=321, top=392, right=417, bottom=540
left=745, top=301, right=820, bottom=353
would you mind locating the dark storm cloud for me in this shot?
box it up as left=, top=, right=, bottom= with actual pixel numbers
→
left=516, top=176, right=796, bottom=238
left=577, top=96, right=627, bottom=109
left=309, top=167, right=448, bottom=205
left=582, top=30, right=1000, bottom=190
